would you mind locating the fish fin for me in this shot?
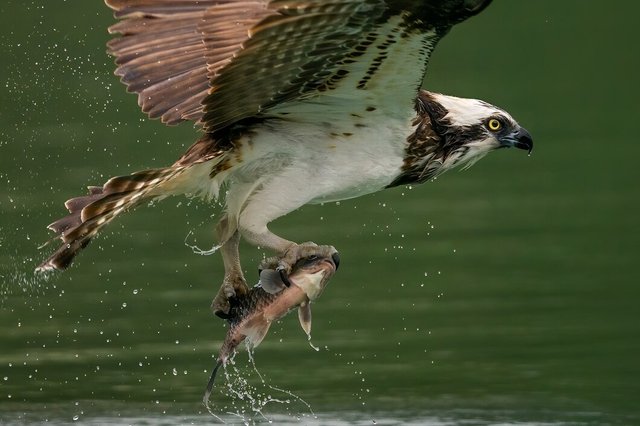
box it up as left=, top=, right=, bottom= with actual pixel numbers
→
left=298, top=300, right=312, bottom=337
left=244, top=319, right=272, bottom=349
left=299, top=300, right=320, bottom=352
left=258, top=269, right=287, bottom=294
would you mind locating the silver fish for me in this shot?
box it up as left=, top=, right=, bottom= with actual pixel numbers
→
left=203, top=252, right=340, bottom=406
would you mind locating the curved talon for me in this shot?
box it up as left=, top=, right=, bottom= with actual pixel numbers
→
left=277, top=266, right=292, bottom=287
left=211, top=293, right=232, bottom=319
left=331, top=252, right=341, bottom=270
left=214, top=296, right=241, bottom=320
left=214, top=309, right=232, bottom=320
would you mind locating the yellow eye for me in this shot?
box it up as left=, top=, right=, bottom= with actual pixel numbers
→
left=488, top=118, right=502, bottom=131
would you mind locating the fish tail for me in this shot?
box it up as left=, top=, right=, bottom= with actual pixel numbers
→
left=203, top=359, right=223, bottom=410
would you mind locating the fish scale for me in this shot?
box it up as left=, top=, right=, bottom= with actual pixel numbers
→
left=218, top=286, right=282, bottom=360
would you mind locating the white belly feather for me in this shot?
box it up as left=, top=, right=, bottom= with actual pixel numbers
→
left=236, top=119, right=408, bottom=204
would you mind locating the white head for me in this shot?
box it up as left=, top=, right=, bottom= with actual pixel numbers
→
left=426, top=90, right=532, bottom=154
left=398, top=91, right=533, bottom=183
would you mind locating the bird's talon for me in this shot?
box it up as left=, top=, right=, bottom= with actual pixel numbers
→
left=278, top=268, right=292, bottom=287
left=211, top=275, right=248, bottom=319
left=214, top=309, right=232, bottom=320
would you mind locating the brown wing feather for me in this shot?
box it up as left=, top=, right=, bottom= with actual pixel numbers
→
left=200, top=0, right=493, bottom=133
left=106, top=1, right=236, bottom=125
left=105, top=0, right=493, bottom=131
left=199, top=2, right=273, bottom=80
left=105, top=0, right=385, bottom=130
left=106, top=0, right=277, bottom=126
left=106, top=0, right=223, bottom=17
left=201, top=1, right=386, bottom=132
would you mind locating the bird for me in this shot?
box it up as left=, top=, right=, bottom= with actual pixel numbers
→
left=36, top=0, right=533, bottom=318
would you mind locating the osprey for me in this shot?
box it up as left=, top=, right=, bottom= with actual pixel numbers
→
left=37, top=0, right=533, bottom=317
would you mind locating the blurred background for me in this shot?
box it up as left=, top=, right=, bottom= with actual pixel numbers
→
left=1, top=1, right=638, bottom=424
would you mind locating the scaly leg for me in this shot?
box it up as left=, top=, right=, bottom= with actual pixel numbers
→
left=211, top=217, right=248, bottom=319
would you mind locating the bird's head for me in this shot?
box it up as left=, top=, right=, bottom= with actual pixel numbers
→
left=414, top=90, right=533, bottom=174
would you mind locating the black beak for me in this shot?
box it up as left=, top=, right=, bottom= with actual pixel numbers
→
left=511, top=127, right=533, bottom=154
left=331, top=252, right=340, bottom=270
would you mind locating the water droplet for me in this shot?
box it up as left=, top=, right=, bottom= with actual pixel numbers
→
left=72, top=415, right=79, bottom=421
left=121, top=302, right=127, bottom=308
left=172, top=368, right=177, bottom=376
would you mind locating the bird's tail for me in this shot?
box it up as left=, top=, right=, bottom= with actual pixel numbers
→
left=36, top=166, right=192, bottom=273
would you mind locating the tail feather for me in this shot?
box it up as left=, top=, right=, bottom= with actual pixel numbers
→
left=36, top=166, right=187, bottom=273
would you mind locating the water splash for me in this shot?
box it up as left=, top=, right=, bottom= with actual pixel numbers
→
left=183, top=230, right=221, bottom=256
left=248, top=349, right=315, bottom=419
left=0, top=257, right=54, bottom=304
left=203, top=349, right=317, bottom=425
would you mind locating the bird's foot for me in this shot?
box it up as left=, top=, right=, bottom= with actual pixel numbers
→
left=275, top=242, right=338, bottom=285
left=211, top=274, right=249, bottom=319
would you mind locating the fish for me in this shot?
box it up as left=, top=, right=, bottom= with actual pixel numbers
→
left=203, top=251, right=340, bottom=407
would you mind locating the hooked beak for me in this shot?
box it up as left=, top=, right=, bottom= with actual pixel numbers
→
left=501, top=127, right=533, bottom=154
left=330, top=252, right=340, bottom=270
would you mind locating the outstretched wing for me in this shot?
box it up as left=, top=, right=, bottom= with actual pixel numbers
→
left=106, top=0, right=270, bottom=126
left=106, top=0, right=492, bottom=132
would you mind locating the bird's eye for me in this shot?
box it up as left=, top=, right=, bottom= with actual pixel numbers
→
left=487, top=118, right=502, bottom=132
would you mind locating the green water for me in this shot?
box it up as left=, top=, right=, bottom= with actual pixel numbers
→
left=1, top=1, right=638, bottom=424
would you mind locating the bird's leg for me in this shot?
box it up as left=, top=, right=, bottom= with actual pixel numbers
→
left=211, top=218, right=248, bottom=319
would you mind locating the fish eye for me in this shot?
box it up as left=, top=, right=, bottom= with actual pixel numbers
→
left=487, top=118, right=502, bottom=132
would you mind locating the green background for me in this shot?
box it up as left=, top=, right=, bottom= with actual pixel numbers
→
left=1, top=1, right=638, bottom=424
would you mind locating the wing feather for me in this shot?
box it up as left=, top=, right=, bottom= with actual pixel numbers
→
left=106, top=0, right=224, bottom=17
left=105, top=0, right=493, bottom=131
left=106, top=2, right=213, bottom=124
left=201, top=1, right=386, bottom=132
